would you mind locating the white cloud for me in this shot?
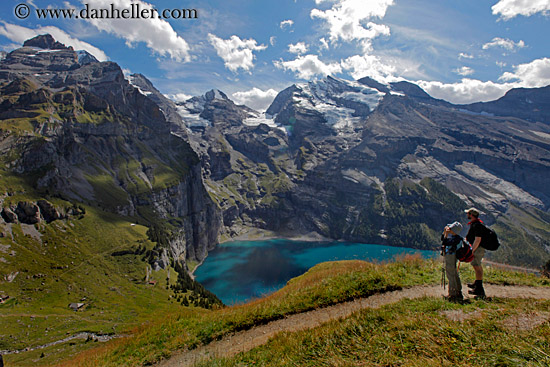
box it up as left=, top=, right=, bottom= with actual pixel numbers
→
left=492, top=0, right=550, bottom=20
left=0, top=21, right=108, bottom=61
left=482, top=37, right=525, bottom=51
left=417, top=78, right=515, bottom=104
left=231, top=88, right=279, bottom=111
left=280, top=19, right=294, bottom=30
left=270, top=36, right=277, bottom=46
left=274, top=54, right=342, bottom=80
left=208, top=34, right=267, bottom=73
left=288, top=42, right=308, bottom=54
left=340, top=54, right=396, bottom=82
left=496, top=61, right=507, bottom=68
left=0, top=43, right=21, bottom=52
left=80, top=0, right=191, bottom=62
left=320, top=37, right=329, bottom=50
left=454, top=66, right=474, bottom=76
left=416, top=57, right=550, bottom=104
left=310, top=0, right=393, bottom=51
left=499, top=57, right=550, bottom=87
left=459, top=52, right=474, bottom=59
left=166, top=93, right=193, bottom=102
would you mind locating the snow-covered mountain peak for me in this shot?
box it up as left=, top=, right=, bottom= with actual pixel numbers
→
left=284, top=76, right=386, bottom=130
left=76, top=50, right=99, bottom=65
left=126, top=73, right=153, bottom=97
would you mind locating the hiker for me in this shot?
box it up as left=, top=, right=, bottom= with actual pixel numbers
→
left=441, top=221, right=463, bottom=301
left=465, top=208, right=486, bottom=297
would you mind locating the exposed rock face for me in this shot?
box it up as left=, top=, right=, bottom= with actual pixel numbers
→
left=0, top=35, right=221, bottom=265
left=14, top=202, right=41, bottom=224
left=1, top=208, right=18, bottom=223
left=127, top=73, right=187, bottom=129
left=1, top=200, right=63, bottom=224
left=23, top=34, right=71, bottom=50
left=37, top=200, right=61, bottom=223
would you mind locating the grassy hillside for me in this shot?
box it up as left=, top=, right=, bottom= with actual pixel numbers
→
left=0, top=200, right=220, bottom=366
left=0, top=204, right=183, bottom=366
left=55, top=256, right=549, bottom=367
left=199, top=297, right=550, bottom=367
left=0, top=75, right=220, bottom=366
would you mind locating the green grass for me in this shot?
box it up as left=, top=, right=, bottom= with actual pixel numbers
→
left=84, top=171, right=130, bottom=210
left=199, top=297, right=550, bottom=367
left=0, top=205, right=183, bottom=366
left=74, top=110, right=117, bottom=125
left=0, top=118, right=36, bottom=133
left=57, top=256, right=549, bottom=367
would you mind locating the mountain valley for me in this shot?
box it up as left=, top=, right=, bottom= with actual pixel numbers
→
left=1, top=34, right=550, bottom=365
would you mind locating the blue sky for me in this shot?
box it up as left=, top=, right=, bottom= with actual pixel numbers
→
left=1, top=0, right=549, bottom=110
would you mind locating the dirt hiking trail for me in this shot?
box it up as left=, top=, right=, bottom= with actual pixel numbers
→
left=157, top=284, right=550, bottom=367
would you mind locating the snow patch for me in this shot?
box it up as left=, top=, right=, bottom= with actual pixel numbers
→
left=243, top=112, right=286, bottom=132
left=126, top=75, right=152, bottom=97
left=293, top=76, right=384, bottom=130
left=213, top=90, right=225, bottom=100
left=37, top=49, right=65, bottom=53
left=176, top=105, right=211, bottom=128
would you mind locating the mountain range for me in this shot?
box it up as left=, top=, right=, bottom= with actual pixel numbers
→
left=1, top=34, right=550, bottom=277
left=165, top=67, right=550, bottom=267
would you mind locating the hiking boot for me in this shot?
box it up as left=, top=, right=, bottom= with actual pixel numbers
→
left=444, top=294, right=464, bottom=303
left=468, top=287, right=486, bottom=297
left=468, top=280, right=482, bottom=289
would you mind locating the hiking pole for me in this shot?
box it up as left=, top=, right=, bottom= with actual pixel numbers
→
left=441, top=263, right=446, bottom=289
left=441, top=244, right=446, bottom=289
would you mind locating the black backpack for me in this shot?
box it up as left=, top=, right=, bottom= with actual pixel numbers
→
left=480, top=224, right=501, bottom=251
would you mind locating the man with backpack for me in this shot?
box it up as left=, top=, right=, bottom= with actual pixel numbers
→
left=465, top=207, right=488, bottom=297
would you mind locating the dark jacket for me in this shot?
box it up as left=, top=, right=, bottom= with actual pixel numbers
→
left=441, top=234, right=462, bottom=254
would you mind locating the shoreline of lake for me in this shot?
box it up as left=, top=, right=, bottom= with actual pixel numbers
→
left=194, top=238, right=438, bottom=305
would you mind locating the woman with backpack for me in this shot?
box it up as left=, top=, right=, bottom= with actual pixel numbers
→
left=441, top=221, right=464, bottom=302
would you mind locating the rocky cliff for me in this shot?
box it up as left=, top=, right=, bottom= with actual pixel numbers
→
left=0, top=35, right=221, bottom=267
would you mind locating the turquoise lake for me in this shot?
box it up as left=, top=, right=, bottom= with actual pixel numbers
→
left=194, top=239, right=437, bottom=305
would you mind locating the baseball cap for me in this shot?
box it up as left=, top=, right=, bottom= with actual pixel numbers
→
left=464, top=208, right=480, bottom=216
